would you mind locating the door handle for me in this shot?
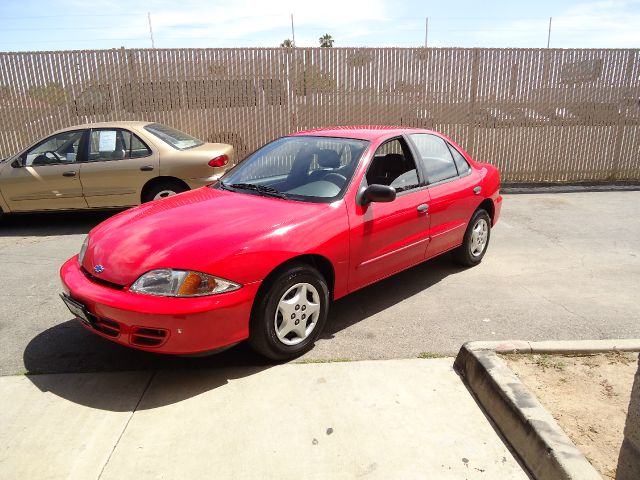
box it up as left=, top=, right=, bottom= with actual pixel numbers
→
left=62, top=171, right=77, bottom=177
left=473, top=186, right=482, bottom=195
left=140, top=165, right=154, bottom=171
left=417, top=203, right=429, bottom=213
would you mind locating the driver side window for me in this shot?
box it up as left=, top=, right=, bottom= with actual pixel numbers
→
left=365, top=138, right=420, bottom=192
left=24, top=131, right=83, bottom=166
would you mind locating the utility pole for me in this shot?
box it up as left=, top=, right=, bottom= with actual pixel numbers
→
left=425, top=17, right=429, bottom=47
left=148, top=12, right=155, bottom=49
left=547, top=16, right=552, bottom=48
left=291, top=14, right=296, bottom=47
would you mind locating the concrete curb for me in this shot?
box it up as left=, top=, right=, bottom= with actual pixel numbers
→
left=454, top=339, right=640, bottom=480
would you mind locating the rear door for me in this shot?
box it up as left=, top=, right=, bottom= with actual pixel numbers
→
left=406, top=133, right=481, bottom=258
left=348, top=137, right=431, bottom=291
left=79, top=128, right=158, bottom=208
left=0, top=130, right=87, bottom=211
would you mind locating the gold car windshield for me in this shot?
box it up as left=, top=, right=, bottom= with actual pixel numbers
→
left=216, top=136, right=369, bottom=203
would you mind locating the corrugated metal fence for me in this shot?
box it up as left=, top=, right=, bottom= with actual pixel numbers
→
left=1, top=47, right=639, bottom=183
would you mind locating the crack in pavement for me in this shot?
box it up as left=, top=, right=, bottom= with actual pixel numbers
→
left=96, top=370, right=157, bottom=480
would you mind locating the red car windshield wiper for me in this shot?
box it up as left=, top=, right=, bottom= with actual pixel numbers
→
left=224, top=182, right=288, bottom=199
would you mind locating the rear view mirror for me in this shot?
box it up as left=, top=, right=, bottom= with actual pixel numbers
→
left=360, top=184, right=396, bottom=204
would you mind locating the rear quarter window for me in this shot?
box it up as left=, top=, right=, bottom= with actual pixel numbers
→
left=447, top=143, right=471, bottom=174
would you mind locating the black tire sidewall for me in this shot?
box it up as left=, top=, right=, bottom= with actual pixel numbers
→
left=250, top=266, right=329, bottom=360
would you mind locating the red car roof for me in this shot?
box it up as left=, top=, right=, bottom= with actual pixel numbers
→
left=290, top=125, right=436, bottom=141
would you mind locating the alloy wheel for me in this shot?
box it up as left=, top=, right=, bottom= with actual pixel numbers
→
left=470, top=218, right=489, bottom=257
left=274, top=282, right=321, bottom=345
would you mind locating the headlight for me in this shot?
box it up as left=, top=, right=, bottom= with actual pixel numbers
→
left=78, top=236, right=89, bottom=265
left=129, top=269, right=241, bottom=297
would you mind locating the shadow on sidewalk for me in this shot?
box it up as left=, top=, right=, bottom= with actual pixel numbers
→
left=617, top=354, right=640, bottom=480
left=23, top=321, right=272, bottom=410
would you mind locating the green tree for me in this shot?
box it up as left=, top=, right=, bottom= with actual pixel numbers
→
left=280, top=38, right=295, bottom=48
left=319, top=34, right=334, bottom=48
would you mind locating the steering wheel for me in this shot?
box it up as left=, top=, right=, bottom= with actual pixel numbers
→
left=44, top=151, right=63, bottom=161
left=324, top=173, right=347, bottom=187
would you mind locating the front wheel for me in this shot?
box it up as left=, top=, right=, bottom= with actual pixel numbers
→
left=452, top=209, right=492, bottom=267
left=249, top=265, right=329, bottom=361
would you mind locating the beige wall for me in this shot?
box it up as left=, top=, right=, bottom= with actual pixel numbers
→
left=0, top=47, right=638, bottom=183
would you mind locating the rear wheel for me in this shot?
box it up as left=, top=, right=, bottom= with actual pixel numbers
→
left=143, top=180, right=188, bottom=203
left=249, top=264, right=329, bottom=361
left=452, top=209, right=491, bottom=267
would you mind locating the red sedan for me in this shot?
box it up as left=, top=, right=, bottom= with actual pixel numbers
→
left=60, top=126, right=502, bottom=360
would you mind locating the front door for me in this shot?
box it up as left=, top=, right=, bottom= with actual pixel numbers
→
left=0, top=130, right=87, bottom=211
left=348, top=137, right=431, bottom=292
left=79, top=128, right=158, bottom=208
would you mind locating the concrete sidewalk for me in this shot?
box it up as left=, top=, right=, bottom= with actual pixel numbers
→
left=0, top=358, right=528, bottom=479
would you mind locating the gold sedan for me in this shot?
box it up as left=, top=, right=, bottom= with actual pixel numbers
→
left=0, top=121, right=234, bottom=216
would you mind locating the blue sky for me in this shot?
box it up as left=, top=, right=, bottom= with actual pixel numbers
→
left=0, top=0, right=638, bottom=51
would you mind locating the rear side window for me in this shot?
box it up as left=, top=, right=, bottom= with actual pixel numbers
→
left=448, top=143, right=471, bottom=174
left=409, top=133, right=458, bottom=183
left=88, top=129, right=151, bottom=161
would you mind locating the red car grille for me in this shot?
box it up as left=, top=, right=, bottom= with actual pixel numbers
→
left=81, top=267, right=125, bottom=291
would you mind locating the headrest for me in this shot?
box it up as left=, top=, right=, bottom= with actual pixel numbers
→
left=383, top=153, right=407, bottom=173
left=316, top=149, right=340, bottom=168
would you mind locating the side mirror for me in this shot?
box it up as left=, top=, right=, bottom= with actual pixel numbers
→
left=360, top=184, right=396, bottom=204
left=11, top=158, right=24, bottom=168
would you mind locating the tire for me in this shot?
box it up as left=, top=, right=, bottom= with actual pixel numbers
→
left=452, top=209, right=492, bottom=267
left=249, top=264, right=330, bottom=361
left=143, top=180, right=188, bottom=203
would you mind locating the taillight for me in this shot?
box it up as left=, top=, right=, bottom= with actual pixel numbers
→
left=208, top=155, right=229, bottom=168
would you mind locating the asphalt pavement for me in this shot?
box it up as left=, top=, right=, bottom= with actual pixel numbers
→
left=1, top=191, right=639, bottom=376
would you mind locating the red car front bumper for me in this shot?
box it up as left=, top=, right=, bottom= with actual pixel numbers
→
left=59, top=256, right=260, bottom=354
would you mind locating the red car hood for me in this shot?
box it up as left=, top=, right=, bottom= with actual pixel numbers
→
left=82, top=187, right=333, bottom=286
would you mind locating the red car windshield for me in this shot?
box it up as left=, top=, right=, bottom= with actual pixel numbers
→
left=217, top=136, right=369, bottom=203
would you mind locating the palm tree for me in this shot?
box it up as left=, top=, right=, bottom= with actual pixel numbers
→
left=319, top=34, right=334, bottom=48
left=280, top=39, right=295, bottom=48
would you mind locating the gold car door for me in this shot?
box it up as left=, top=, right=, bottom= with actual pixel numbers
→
left=0, top=130, right=87, bottom=212
left=79, top=128, right=158, bottom=208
